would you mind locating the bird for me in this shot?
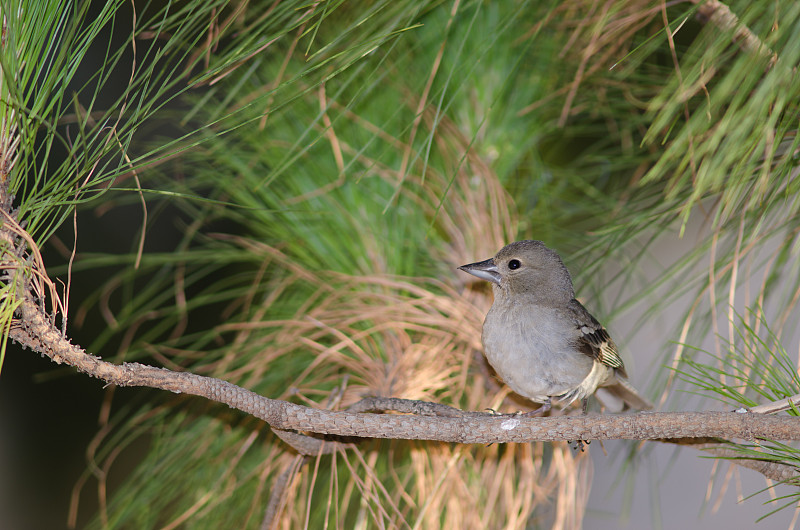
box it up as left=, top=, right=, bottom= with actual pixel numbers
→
left=459, top=240, right=652, bottom=414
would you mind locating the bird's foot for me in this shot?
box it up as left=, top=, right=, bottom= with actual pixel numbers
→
left=520, top=399, right=552, bottom=417
left=485, top=398, right=551, bottom=417
left=484, top=408, right=536, bottom=417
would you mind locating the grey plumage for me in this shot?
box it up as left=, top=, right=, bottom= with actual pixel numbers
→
left=459, top=240, right=651, bottom=412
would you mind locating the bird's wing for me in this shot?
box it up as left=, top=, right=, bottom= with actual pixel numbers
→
left=567, top=299, right=627, bottom=377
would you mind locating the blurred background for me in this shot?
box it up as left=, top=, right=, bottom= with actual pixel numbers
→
left=2, top=1, right=800, bottom=528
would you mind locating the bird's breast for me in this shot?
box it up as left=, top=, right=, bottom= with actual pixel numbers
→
left=481, top=301, right=594, bottom=402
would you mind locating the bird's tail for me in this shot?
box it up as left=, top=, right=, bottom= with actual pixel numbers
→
left=599, top=376, right=653, bottom=411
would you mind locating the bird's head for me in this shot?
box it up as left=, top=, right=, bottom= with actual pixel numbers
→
left=458, top=240, right=575, bottom=303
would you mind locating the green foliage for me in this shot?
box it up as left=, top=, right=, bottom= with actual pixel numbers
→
left=678, top=309, right=800, bottom=519
left=5, top=0, right=800, bottom=527
left=642, top=3, right=800, bottom=232
left=678, top=308, right=800, bottom=410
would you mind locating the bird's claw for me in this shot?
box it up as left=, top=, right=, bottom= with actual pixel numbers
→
left=520, top=399, right=551, bottom=417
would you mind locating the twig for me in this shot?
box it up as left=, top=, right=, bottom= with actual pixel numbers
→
left=261, top=455, right=306, bottom=530
left=750, top=394, right=800, bottom=415
left=694, top=0, right=778, bottom=68
left=657, top=437, right=799, bottom=483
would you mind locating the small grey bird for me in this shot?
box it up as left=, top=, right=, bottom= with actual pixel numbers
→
left=459, top=240, right=651, bottom=413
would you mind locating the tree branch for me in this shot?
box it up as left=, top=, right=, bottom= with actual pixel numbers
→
left=9, top=292, right=800, bottom=444
left=2, top=186, right=798, bottom=488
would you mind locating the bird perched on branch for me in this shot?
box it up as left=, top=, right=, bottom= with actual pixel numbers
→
left=459, top=240, right=651, bottom=414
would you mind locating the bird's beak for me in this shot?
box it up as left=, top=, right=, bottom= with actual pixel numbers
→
left=458, top=258, right=501, bottom=286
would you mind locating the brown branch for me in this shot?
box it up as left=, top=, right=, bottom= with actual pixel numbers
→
left=5, top=240, right=800, bottom=490
left=9, top=295, right=800, bottom=445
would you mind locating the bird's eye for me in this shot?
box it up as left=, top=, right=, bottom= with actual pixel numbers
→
left=508, top=259, right=521, bottom=270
